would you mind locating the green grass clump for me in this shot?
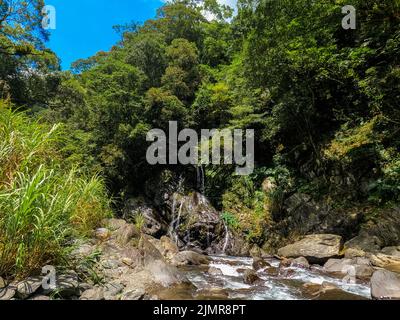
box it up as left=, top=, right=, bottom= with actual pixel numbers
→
left=0, top=102, right=112, bottom=278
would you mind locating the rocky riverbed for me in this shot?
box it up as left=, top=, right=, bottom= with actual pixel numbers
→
left=1, top=218, right=400, bottom=301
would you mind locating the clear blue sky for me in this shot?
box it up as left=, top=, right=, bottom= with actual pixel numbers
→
left=44, top=0, right=164, bottom=70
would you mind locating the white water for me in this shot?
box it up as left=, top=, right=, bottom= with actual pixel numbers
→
left=184, top=255, right=371, bottom=300
left=222, top=222, right=230, bottom=254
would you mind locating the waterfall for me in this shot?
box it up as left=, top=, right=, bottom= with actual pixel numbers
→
left=168, top=194, right=177, bottom=241
left=174, top=201, right=184, bottom=245
left=222, top=222, right=230, bottom=254
left=196, top=165, right=205, bottom=194
left=168, top=194, right=185, bottom=246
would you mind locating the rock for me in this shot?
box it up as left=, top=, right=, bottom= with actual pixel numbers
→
left=385, top=264, right=400, bottom=274
left=149, top=282, right=196, bottom=300
left=95, top=228, right=111, bottom=241
left=208, top=267, right=223, bottom=276
left=264, top=267, right=279, bottom=277
left=344, top=248, right=366, bottom=259
left=16, top=277, right=43, bottom=299
left=250, top=245, right=262, bottom=258
left=220, top=233, right=251, bottom=257
left=243, top=270, right=261, bottom=285
left=123, top=197, right=167, bottom=237
left=0, top=285, right=16, bottom=300
left=103, top=282, right=124, bottom=300
left=277, top=234, right=344, bottom=264
left=120, top=288, right=146, bottom=300
left=71, top=243, right=96, bottom=260
left=29, top=295, right=50, bottom=300
left=344, top=233, right=381, bottom=253
left=291, top=257, right=310, bottom=269
left=323, top=258, right=374, bottom=280
left=139, top=236, right=165, bottom=266
left=0, top=277, right=6, bottom=288
left=252, top=257, right=271, bottom=271
left=369, top=253, right=400, bottom=268
left=371, top=270, right=400, bottom=300
left=121, top=257, right=134, bottom=266
left=113, top=223, right=140, bottom=246
left=55, top=271, right=80, bottom=298
left=195, top=288, right=229, bottom=300
left=101, top=259, right=122, bottom=269
left=381, top=246, right=400, bottom=257
left=104, top=218, right=127, bottom=230
left=80, top=287, right=104, bottom=300
left=168, top=192, right=224, bottom=250
left=160, top=236, right=179, bottom=261
left=279, top=258, right=293, bottom=268
left=171, top=251, right=210, bottom=267
left=302, top=282, right=366, bottom=300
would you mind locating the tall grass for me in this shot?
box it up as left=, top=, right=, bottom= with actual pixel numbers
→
left=0, top=101, right=111, bottom=278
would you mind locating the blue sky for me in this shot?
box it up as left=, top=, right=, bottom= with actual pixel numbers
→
left=44, top=0, right=237, bottom=70
left=44, top=0, right=164, bottom=69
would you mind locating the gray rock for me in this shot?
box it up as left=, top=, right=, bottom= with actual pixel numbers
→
left=101, top=259, right=122, bottom=269
left=0, top=285, right=16, bottom=300
left=55, top=271, right=80, bottom=298
left=170, top=251, right=210, bottom=266
left=80, top=287, right=104, bottom=300
left=324, top=258, right=374, bottom=280
left=371, top=270, right=400, bottom=300
left=16, top=277, right=43, bottom=299
left=291, top=257, right=310, bottom=269
left=208, top=267, right=223, bottom=276
left=123, top=197, right=167, bottom=237
left=243, top=270, right=261, bottom=285
left=120, top=288, right=146, bottom=300
left=381, top=246, right=400, bottom=258
left=112, top=223, right=140, bottom=246
left=29, top=295, right=51, bottom=300
left=278, top=234, right=343, bottom=264
left=95, top=228, right=111, bottom=241
left=103, top=282, right=124, bottom=300
left=344, top=233, right=381, bottom=253
left=252, top=257, right=271, bottom=271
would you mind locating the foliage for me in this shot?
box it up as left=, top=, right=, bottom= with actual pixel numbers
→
left=0, top=104, right=111, bottom=278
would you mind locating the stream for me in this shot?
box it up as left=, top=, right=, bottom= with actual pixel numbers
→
left=175, top=255, right=371, bottom=300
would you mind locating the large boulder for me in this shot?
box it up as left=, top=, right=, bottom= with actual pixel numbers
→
left=381, top=246, right=400, bottom=258
left=169, top=192, right=224, bottom=250
left=371, top=270, right=400, bottom=300
left=277, top=234, right=344, bottom=264
left=368, top=253, right=400, bottom=268
left=323, top=258, right=374, bottom=280
left=123, top=197, right=168, bottom=237
left=344, top=232, right=382, bottom=254
left=302, top=282, right=367, bottom=300
left=16, top=277, right=43, bottom=299
left=170, top=251, right=210, bottom=267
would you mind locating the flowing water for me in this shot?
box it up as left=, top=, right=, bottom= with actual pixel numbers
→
left=178, top=255, right=371, bottom=300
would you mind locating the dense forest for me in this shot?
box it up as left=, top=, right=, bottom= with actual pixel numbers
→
left=0, top=0, right=399, bottom=297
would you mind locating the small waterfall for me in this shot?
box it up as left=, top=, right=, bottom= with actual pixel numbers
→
left=174, top=201, right=184, bottom=245
left=222, top=222, right=230, bottom=254
left=168, top=194, right=177, bottom=241
left=168, top=194, right=185, bottom=246
left=196, top=165, right=205, bottom=194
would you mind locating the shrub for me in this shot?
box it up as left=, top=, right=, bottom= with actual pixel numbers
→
left=0, top=103, right=111, bottom=278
